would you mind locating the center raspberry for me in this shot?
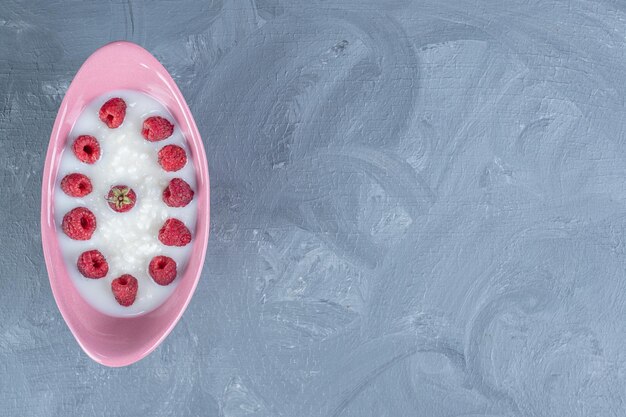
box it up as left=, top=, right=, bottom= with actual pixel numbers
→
left=106, top=185, right=137, bottom=213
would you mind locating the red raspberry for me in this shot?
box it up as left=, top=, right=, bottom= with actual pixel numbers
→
left=111, top=274, right=138, bottom=307
left=62, top=207, right=96, bottom=240
left=73, top=135, right=101, bottom=164
left=99, top=97, right=127, bottom=128
left=77, top=250, right=109, bottom=279
left=106, top=185, right=136, bottom=213
left=148, top=255, right=177, bottom=285
left=142, top=116, right=174, bottom=141
left=158, top=145, right=187, bottom=172
left=60, top=173, right=92, bottom=197
left=158, top=218, right=192, bottom=247
left=163, top=178, right=194, bottom=207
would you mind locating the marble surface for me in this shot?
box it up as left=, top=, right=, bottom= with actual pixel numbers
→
left=2, top=1, right=626, bottom=416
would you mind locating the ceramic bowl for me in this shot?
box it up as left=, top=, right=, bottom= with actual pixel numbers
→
left=41, top=41, right=210, bottom=367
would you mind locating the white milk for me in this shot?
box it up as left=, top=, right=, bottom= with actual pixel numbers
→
left=54, top=90, right=197, bottom=317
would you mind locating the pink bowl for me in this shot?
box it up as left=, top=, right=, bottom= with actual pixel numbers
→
left=41, top=41, right=210, bottom=367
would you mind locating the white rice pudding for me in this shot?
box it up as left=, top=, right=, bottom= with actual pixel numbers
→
left=54, top=90, right=197, bottom=317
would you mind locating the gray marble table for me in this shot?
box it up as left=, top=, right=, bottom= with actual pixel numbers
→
left=2, top=1, right=626, bottom=416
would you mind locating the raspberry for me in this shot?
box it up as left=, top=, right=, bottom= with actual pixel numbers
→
left=77, top=250, right=109, bottom=279
left=158, top=145, right=187, bottom=172
left=142, top=116, right=174, bottom=141
left=60, top=173, right=92, bottom=197
left=148, top=256, right=177, bottom=285
left=158, top=218, right=192, bottom=247
left=106, top=185, right=136, bottom=213
left=111, top=274, right=138, bottom=307
left=62, top=207, right=96, bottom=240
left=162, top=178, right=194, bottom=207
left=99, top=97, right=127, bottom=128
left=73, top=135, right=101, bottom=164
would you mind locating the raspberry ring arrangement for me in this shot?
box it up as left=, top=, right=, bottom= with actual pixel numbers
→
left=59, top=97, right=195, bottom=307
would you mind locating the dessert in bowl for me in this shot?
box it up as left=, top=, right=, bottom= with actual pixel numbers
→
left=41, top=41, right=209, bottom=366
left=56, top=90, right=197, bottom=316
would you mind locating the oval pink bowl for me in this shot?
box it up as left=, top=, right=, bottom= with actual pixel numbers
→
left=41, top=41, right=210, bottom=367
